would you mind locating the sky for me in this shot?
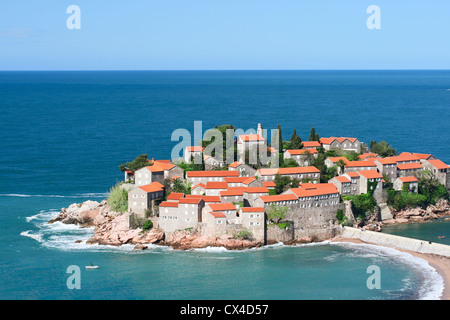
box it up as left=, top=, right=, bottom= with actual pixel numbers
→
left=0, top=1, right=450, bottom=70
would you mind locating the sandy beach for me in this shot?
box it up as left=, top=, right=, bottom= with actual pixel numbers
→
left=332, top=236, right=450, bottom=300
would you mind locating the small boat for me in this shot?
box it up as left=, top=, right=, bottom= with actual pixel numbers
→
left=86, top=263, right=99, bottom=270
left=438, top=236, right=446, bottom=239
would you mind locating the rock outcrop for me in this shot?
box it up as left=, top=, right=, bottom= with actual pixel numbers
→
left=50, top=200, right=164, bottom=247
left=165, top=230, right=263, bottom=250
left=383, top=199, right=450, bottom=225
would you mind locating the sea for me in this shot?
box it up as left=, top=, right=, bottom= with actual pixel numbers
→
left=0, top=70, right=449, bottom=300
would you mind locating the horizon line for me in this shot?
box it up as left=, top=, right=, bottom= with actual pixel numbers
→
left=1, top=68, right=450, bottom=72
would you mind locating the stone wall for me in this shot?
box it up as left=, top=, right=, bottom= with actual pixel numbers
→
left=341, top=227, right=450, bottom=257
left=266, top=223, right=294, bottom=243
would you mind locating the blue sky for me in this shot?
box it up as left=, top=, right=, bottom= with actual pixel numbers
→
left=1, top=1, right=450, bottom=70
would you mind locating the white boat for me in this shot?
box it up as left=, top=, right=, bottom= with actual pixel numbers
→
left=86, top=264, right=99, bottom=270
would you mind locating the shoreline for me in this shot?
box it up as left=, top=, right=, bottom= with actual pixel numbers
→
left=332, top=236, right=450, bottom=300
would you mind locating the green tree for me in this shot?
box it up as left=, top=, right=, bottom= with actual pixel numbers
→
left=369, top=140, right=397, bottom=157
left=281, top=158, right=299, bottom=168
left=309, top=127, right=320, bottom=141
left=119, top=154, right=149, bottom=172
left=289, top=129, right=303, bottom=149
left=266, top=204, right=289, bottom=224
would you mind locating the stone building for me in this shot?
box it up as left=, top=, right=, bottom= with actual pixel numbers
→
left=228, top=161, right=257, bottom=177
left=159, top=198, right=205, bottom=235
left=329, top=176, right=352, bottom=195
left=393, top=176, right=419, bottom=193
left=239, top=207, right=265, bottom=242
left=422, top=159, right=450, bottom=190
left=283, top=149, right=318, bottom=166
left=184, top=146, right=204, bottom=163
left=320, top=137, right=361, bottom=153
left=374, top=158, right=398, bottom=183
left=128, top=182, right=164, bottom=217
left=255, top=166, right=320, bottom=182
left=397, top=162, right=423, bottom=178
left=186, top=170, right=239, bottom=185
left=134, top=160, right=183, bottom=187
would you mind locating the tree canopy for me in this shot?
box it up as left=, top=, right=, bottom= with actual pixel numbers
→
left=119, top=154, right=149, bottom=172
left=369, top=140, right=397, bottom=157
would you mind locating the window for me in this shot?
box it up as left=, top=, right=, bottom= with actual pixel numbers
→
left=133, top=194, right=138, bottom=198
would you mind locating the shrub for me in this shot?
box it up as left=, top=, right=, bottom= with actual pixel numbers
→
left=236, top=228, right=253, bottom=240
left=336, top=209, right=345, bottom=224
left=142, top=220, right=153, bottom=232
left=107, top=185, right=128, bottom=213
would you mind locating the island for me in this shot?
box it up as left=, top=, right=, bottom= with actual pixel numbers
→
left=49, top=123, right=450, bottom=252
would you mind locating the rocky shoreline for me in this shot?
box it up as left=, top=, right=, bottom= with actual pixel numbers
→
left=48, top=200, right=279, bottom=250
left=49, top=198, right=450, bottom=250
left=381, top=199, right=450, bottom=226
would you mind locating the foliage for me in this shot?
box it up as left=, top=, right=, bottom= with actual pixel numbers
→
left=369, top=140, right=397, bottom=157
left=336, top=209, right=345, bottom=223
left=342, top=193, right=377, bottom=220
left=281, top=158, right=299, bottom=168
left=274, top=174, right=299, bottom=194
left=268, top=188, right=277, bottom=195
left=235, top=228, right=253, bottom=240
left=288, top=129, right=303, bottom=149
left=385, top=175, right=449, bottom=211
left=142, top=220, right=153, bottom=231
left=418, top=175, right=449, bottom=205
left=309, top=127, right=320, bottom=142
left=107, top=184, right=128, bottom=213
left=119, top=154, right=149, bottom=172
left=201, top=124, right=236, bottom=162
left=266, top=204, right=289, bottom=224
left=314, top=148, right=338, bottom=183
left=163, top=178, right=191, bottom=200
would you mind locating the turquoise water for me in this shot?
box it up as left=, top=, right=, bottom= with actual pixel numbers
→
left=1, top=71, right=449, bottom=299
left=382, top=219, right=450, bottom=246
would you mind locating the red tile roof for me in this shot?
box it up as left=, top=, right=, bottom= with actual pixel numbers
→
left=187, top=171, right=240, bottom=178
left=389, top=155, right=421, bottom=163
left=226, top=187, right=269, bottom=194
left=263, top=181, right=276, bottom=187
left=228, top=161, right=243, bottom=168
left=320, top=137, right=358, bottom=145
left=397, top=163, right=423, bottom=170
left=290, top=184, right=339, bottom=198
left=345, top=160, right=376, bottom=168
left=399, top=176, right=419, bottom=183
left=335, top=176, right=351, bottom=183
left=374, top=158, right=397, bottom=165
left=399, top=152, right=433, bottom=160
left=205, top=182, right=228, bottom=189
left=239, top=134, right=265, bottom=142
left=179, top=198, right=203, bottom=204
left=138, top=182, right=164, bottom=193
left=327, top=157, right=349, bottom=164
left=191, top=183, right=206, bottom=190
left=357, top=170, right=383, bottom=179
left=159, top=201, right=178, bottom=208
left=259, top=194, right=298, bottom=203
left=241, top=207, right=265, bottom=212
left=225, top=177, right=251, bottom=183
left=427, top=159, right=450, bottom=170
left=359, top=153, right=380, bottom=160
left=201, top=196, right=221, bottom=203
left=302, top=141, right=322, bottom=148
left=346, top=172, right=360, bottom=178
left=220, top=190, right=244, bottom=197
left=208, top=203, right=237, bottom=211
left=166, top=192, right=184, bottom=200
left=210, top=211, right=227, bottom=218
left=286, top=148, right=318, bottom=155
